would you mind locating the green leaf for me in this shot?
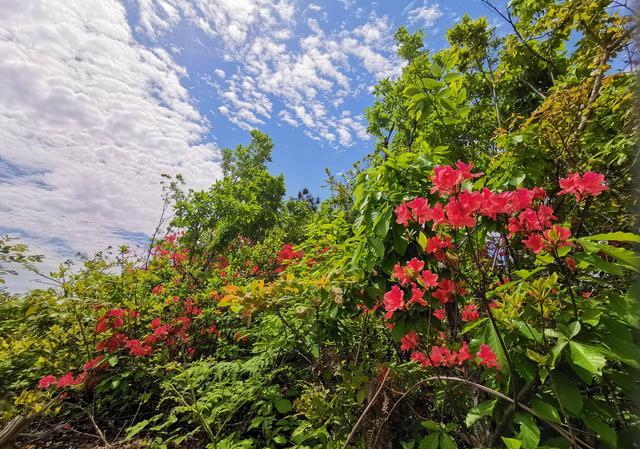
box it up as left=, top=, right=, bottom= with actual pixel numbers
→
left=581, top=309, right=602, bottom=326
left=501, top=437, right=522, bottom=449
left=439, top=433, right=457, bottom=449
left=582, top=232, right=640, bottom=243
left=515, top=413, right=540, bottom=449
left=419, top=78, right=442, bottom=89
left=430, top=62, right=444, bottom=77
left=582, top=415, right=617, bottom=448
left=369, top=237, right=385, bottom=258
left=418, top=231, right=428, bottom=252
left=554, top=375, right=583, bottom=415
left=419, top=433, right=439, bottom=449
left=420, top=420, right=441, bottom=431
left=274, top=398, right=292, bottom=414
left=465, top=399, right=497, bottom=427
left=569, top=341, right=606, bottom=376
left=532, top=399, right=561, bottom=423
left=574, top=253, right=623, bottom=276
left=599, top=244, right=640, bottom=271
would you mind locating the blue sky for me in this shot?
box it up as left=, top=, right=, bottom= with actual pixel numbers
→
left=0, top=0, right=506, bottom=291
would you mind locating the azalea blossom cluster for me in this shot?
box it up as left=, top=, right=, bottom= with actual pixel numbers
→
left=38, top=293, right=214, bottom=391
left=38, top=355, right=106, bottom=391
left=153, top=232, right=188, bottom=266
left=405, top=338, right=499, bottom=370
left=386, top=161, right=608, bottom=372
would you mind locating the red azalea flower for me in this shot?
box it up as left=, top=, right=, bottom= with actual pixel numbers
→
left=106, top=309, right=125, bottom=318
left=409, top=283, right=428, bottom=306
left=407, top=197, right=432, bottom=224
left=395, top=202, right=412, bottom=226
left=411, top=351, right=429, bottom=366
left=95, top=318, right=109, bottom=334
left=426, top=235, right=452, bottom=261
left=430, top=203, right=447, bottom=229
left=430, top=161, right=482, bottom=196
left=83, top=355, right=105, bottom=372
left=56, top=372, right=76, bottom=388
left=432, top=279, right=456, bottom=304
left=558, top=172, right=608, bottom=201
left=38, top=374, right=58, bottom=389
left=125, top=339, right=152, bottom=357
left=523, top=234, right=545, bottom=253
left=420, top=269, right=439, bottom=288
left=477, top=344, right=500, bottom=369
left=432, top=308, right=446, bottom=321
left=406, top=257, right=425, bottom=276
left=445, top=196, right=477, bottom=228
left=400, top=331, right=419, bottom=351
left=461, top=304, right=479, bottom=322
left=150, top=318, right=161, bottom=329
left=456, top=342, right=472, bottom=365
left=383, top=285, right=405, bottom=319
left=151, top=285, right=165, bottom=295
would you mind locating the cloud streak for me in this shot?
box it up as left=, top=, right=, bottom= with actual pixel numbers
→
left=0, top=0, right=221, bottom=290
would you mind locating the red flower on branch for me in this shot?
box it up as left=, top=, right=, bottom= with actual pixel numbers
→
left=558, top=172, right=608, bottom=201
left=400, top=331, right=419, bottom=351
left=383, top=285, right=405, bottom=319
left=461, top=304, right=479, bottom=322
left=477, top=344, right=500, bottom=369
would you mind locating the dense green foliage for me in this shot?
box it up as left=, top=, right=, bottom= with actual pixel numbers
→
left=1, top=2, right=638, bottom=449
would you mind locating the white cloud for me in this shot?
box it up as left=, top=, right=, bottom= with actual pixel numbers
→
left=408, top=3, right=443, bottom=27
left=0, top=0, right=221, bottom=291
left=137, top=1, right=404, bottom=148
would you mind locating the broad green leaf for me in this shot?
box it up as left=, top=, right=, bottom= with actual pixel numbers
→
left=582, top=415, right=617, bottom=448
left=420, top=420, right=441, bottom=431
left=554, top=375, right=583, bottom=415
left=582, top=232, right=640, bottom=243
left=274, top=398, right=292, bottom=413
left=430, top=62, right=444, bottom=77
left=439, top=433, right=457, bottom=449
left=569, top=341, right=606, bottom=376
left=465, top=399, right=497, bottom=427
left=419, top=433, right=439, bottom=449
left=419, top=78, right=442, bottom=89
left=532, top=399, right=561, bottom=423
left=515, top=412, right=540, bottom=449
left=501, top=437, right=522, bottom=449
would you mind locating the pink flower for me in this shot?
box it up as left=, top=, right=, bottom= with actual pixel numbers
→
left=383, top=285, right=405, bottom=319
left=426, top=235, right=452, bottom=261
left=409, top=283, right=428, bottom=306
left=432, top=308, right=446, bottom=321
left=456, top=342, right=472, bottom=364
left=400, top=331, right=419, bottom=351
left=56, top=372, right=77, bottom=388
left=407, top=197, right=432, bottom=224
left=430, top=161, right=482, bottom=196
left=461, top=304, right=479, bottom=322
left=523, top=234, right=545, bottom=253
left=125, top=339, right=152, bottom=357
left=395, top=202, right=412, bottom=226
left=558, top=172, right=608, bottom=201
left=420, top=269, right=439, bottom=288
left=83, top=355, right=105, bottom=372
left=38, top=375, right=58, bottom=390
left=477, top=344, right=500, bottom=369
left=151, top=285, right=165, bottom=295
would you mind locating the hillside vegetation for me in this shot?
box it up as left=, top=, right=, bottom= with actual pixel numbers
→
left=1, top=1, right=638, bottom=448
